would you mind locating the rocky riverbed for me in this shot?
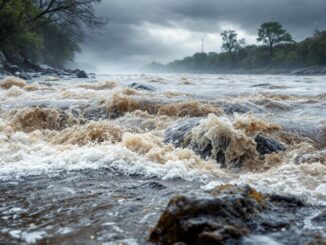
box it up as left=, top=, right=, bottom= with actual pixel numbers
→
left=0, top=73, right=325, bottom=244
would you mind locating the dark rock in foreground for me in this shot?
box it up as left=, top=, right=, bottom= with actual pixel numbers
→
left=150, top=184, right=325, bottom=245
left=129, top=82, right=156, bottom=91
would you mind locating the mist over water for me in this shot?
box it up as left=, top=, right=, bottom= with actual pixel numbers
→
left=72, top=0, right=326, bottom=72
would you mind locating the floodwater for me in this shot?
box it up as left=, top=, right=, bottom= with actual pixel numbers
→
left=0, top=74, right=325, bottom=244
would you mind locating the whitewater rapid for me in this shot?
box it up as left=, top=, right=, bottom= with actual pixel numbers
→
left=0, top=74, right=325, bottom=204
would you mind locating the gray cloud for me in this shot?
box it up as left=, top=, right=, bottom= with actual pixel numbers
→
left=74, top=0, right=326, bottom=72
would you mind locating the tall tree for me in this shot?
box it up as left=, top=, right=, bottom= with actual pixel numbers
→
left=257, top=21, right=293, bottom=57
left=220, top=30, right=245, bottom=66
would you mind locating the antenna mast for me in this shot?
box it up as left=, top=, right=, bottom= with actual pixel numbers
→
left=201, top=38, right=204, bottom=53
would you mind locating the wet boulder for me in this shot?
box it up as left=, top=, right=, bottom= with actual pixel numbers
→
left=164, top=118, right=201, bottom=148
left=4, top=51, right=24, bottom=65
left=39, top=64, right=57, bottom=75
left=17, top=73, right=32, bottom=80
left=311, top=210, right=326, bottom=227
left=223, top=103, right=251, bottom=115
left=82, top=106, right=111, bottom=120
left=0, top=51, right=6, bottom=64
left=23, top=58, right=43, bottom=72
left=164, top=118, right=250, bottom=168
left=149, top=184, right=324, bottom=245
left=4, top=64, right=22, bottom=74
left=76, top=70, right=89, bottom=78
left=164, top=118, right=286, bottom=168
left=255, top=134, right=286, bottom=155
left=129, top=82, right=156, bottom=91
left=222, top=102, right=265, bottom=115
left=150, top=185, right=263, bottom=245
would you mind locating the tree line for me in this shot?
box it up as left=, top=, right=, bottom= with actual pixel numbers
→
left=147, top=22, right=326, bottom=73
left=0, top=0, right=106, bottom=67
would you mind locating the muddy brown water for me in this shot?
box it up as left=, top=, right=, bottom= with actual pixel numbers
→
left=0, top=74, right=325, bottom=244
left=0, top=170, right=202, bottom=244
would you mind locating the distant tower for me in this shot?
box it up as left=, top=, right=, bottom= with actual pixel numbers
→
left=201, top=38, right=204, bottom=53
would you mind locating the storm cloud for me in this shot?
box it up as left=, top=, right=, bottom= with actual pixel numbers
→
left=74, top=0, right=326, bottom=72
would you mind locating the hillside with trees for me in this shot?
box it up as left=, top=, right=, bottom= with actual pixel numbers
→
left=146, top=22, right=326, bottom=74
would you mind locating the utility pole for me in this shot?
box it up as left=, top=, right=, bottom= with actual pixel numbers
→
left=201, top=38, right=204, bottom=53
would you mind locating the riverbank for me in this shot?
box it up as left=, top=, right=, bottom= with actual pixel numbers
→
left=145, top=63, right=326, bottom=76
left=0, top=51, right=93, bottom=80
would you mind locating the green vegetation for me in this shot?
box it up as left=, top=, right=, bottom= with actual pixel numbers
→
left=257, top=22, right=293, bottom=57
left=220, top=30, right=245, bottom=66
left=0, top=0, right=106, bottom=67
left=147, top=22, right=326, bottom=73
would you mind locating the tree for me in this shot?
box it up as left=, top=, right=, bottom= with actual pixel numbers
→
left=220, top=30, right=245, bottom=66
left=0, top=0, right=107, bottom=66
left=257, top=21, right=293, bottom=57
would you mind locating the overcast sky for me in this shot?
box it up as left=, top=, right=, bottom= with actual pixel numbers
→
left=74, top=0, right=326, bottom=73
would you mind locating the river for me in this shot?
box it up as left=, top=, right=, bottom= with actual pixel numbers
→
left=0, top=74, right=325, bottom=244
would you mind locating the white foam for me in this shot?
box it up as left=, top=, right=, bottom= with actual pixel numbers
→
left=203, top=162, right=326, bottom=206
left=0, top=142, right=212, bottom=182
left=1, top=74, right=325, bottom=207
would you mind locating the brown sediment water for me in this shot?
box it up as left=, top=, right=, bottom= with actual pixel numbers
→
left=191, top=115, right=258, bottom=168
left=9, top=107, right=79, bottom=132
left=79, top=80, right=118, bottom=90
left=0, top=76, right=26, bottom=89
left=0, top=74, right=325, bottom=244
left=158, top=101, right=223, bottom=117
left=234, top=113, right=281, bottom=135
left=52, top=121, right=123, bottom=145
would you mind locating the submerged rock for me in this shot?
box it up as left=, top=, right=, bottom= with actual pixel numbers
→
left=223, top=102, right=265, bottom=115
left=165, top=117, right=254, bottom=169
left=76, top=70, right=89, bottom=78
left=17, top=73, right=32, bottom=80
left=164, top=117, right=286, bottom=168
left=82, top=106, right=110, bottom=120
left=311, top=210, right=326, bottom=227
left=4, top=64, right=21, bottom=74
left=255, top=134, right=286, bottom=155
left=129, top=82, right=156, bottom=91
left=250, top=83, right=272, bottom=87
left=164, top=118, right=200, bottom=148
left=149, top=184, right=325, bottom=245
